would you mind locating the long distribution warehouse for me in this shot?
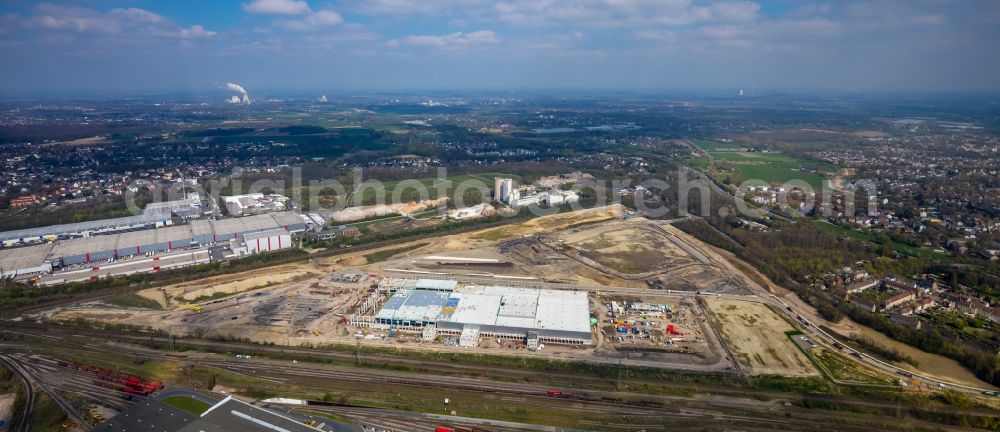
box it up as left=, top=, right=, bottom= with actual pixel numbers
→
left=0, top=212, right=307, bottom=275
left=0, top=210, right=172, bottom=246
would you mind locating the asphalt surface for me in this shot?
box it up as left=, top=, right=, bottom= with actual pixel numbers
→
left=37, top=249, right=211, bottom=286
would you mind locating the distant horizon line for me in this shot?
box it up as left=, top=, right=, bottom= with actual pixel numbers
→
left=2, top=87, right=1000, bottom=102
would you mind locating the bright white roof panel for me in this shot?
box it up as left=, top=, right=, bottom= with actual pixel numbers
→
left=444, top=293, right=502, bottom=326
left=415, top=279, right=458, bottom=291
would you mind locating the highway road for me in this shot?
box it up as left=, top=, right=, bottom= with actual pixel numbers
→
left=378, top=269, right=999, bottom=397
left=680, top=166, right=792, bottom=222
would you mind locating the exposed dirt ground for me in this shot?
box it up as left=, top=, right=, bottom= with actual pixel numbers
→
left=591, top=294, right=725, bottom=368
left=563, top=223, right=694, bottom=274
left=704, top=298, right=818, bottom=377
left=33, top=204, right=1000, bottom=386
left=849, top=324, right=999, bottom=390
left=0, top=392, right=16, bottom=428
left=704, top=245, right=999, bottom=389
left=372, top=216, right=749, bottom=294
left=41, top=206, right=742, bottom=372
left=51, top=205, right=977, bottom=381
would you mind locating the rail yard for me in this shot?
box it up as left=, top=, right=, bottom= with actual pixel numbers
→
left=3, top=209, right=1000, bottom=431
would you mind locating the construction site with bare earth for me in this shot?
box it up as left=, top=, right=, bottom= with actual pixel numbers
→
left=32, top=205, right=831, bottom=378
left=12, top=204, right=1000, bottom=432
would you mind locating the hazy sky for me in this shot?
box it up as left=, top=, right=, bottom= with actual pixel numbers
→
left=1, top=0, right=999, bottom=95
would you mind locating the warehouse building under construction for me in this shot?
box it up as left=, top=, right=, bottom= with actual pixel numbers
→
left=371, top=279, right=593, bottom=346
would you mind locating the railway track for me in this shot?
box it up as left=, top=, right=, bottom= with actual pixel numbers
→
left=0, top=321, right=736, bottom=386
left=0, top=353, right=91, bottom=431
left=4, top=339, right=999, bottom=432
left=0, top=354, right=34, bottom=432
left=206, top=358, right=800, bottom=428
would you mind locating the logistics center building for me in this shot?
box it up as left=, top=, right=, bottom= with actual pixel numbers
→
left=373, top=279, right=592, bottom=345
left=0, top=212, right=307, bottom=277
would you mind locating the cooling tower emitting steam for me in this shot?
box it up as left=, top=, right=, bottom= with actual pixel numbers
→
left=225, top=82, right=250, bottom=105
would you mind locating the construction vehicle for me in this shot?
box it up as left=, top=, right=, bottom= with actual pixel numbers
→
left=182, top=305, right=202, bottom=313
left=311, top=329, right=322, bottom=336
left=666, top=324, right=683, bottom=336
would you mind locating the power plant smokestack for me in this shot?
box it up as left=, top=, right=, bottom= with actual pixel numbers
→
left=225, top=82, right=250, bottom=104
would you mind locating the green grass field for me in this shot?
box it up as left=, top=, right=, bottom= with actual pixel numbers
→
left=162, top=395, right=213, bottom=415
left=691, top=139, right=742, bottom=151
left=736, top=164, right=828, bottom=191
left=684, top=156, right=711, bottom=171
left=704, top=150, right=836, bottom=191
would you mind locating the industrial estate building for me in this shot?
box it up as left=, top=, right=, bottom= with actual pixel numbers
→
left=241, top=229, right=293, bottom=254
left=0, top=193, right=210, bottom=247
left=222, top=193, right=291, bottom=217
left=0, top=211, right=173, bottom=247
left=0, top=211, right=306, bottom=279
left=372, top=279, right=593, bottom=346
left=143, top=193, right=207, bottom=220
left=493, top=177, right=581, bottom=209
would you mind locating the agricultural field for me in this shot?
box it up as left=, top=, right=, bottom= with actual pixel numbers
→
left=707, top=151, right=836, bottom=191
left=684, top=156, right=711, bottom=171
left=691, top=139, right=742, bottom=151
left=704, top=298, right=818, bottom=377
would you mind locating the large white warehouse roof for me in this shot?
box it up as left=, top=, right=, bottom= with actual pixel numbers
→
left=375, top=281, right=592, bottom=343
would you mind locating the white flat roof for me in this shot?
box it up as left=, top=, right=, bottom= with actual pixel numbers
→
left=376, top=283, right=591, bottom=336
left=415, top=279, right=458, bottom=291
left=0, top=243, right=54, bottom=271
left=243, top=229, right=289, bottom=241
left=458, top=285, right=591, bottom=334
